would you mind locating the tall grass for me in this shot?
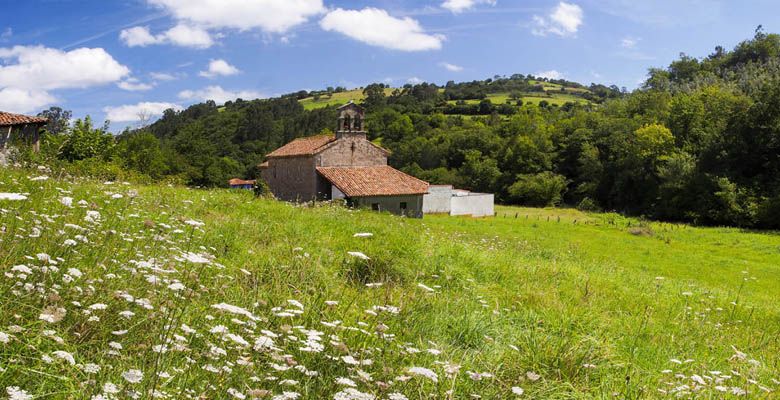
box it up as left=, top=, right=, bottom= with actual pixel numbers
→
left=0, top=166, right=777, bottom=399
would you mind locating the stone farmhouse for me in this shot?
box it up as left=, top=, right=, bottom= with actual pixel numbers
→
left=260, top=102, right=429, bottom=217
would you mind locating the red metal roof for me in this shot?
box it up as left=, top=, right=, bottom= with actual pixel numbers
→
left=0, top=112, right=47, bottom=127
left=229, top=178, right=256, bottom=186
left=266, top=135, right=335, bottom=158
left=317, top=166, right=429, bottom=197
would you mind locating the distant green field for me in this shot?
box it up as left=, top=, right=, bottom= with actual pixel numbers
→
left=301, top=86, right=588, bottom=110
left=447, top=91, right=587, bottom=106
left=1, top=165, right=778, bottom=398
left=299, top=88, right=394, bottom=110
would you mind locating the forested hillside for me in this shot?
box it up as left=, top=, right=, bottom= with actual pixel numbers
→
left=32, top=29, right=780, bottom=228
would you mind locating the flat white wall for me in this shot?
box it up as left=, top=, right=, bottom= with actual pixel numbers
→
left=450, top=194, right=494, bottom=217
left=423, top=186, right=453, bottom=214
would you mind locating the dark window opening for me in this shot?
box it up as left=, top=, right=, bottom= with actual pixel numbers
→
left=400, top=202, right=408, bottom=210
left=371, top=203, right=380, bottom=211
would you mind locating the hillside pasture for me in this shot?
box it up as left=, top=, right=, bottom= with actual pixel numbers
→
left=299, top=88, right=395, bottom=110
left=0, top=167, right=777, bottom=399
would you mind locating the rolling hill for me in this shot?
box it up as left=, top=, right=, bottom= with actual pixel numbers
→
left=296, top=76, right=598, bottom=111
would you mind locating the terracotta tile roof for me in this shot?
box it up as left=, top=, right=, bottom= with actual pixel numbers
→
left=266, top=134, right=335, bottom=158
left=229, top=178, right=256, bottom=186
left=317, top=166, right=429, bottom=197
left=0, top=111, right=47, bottom=127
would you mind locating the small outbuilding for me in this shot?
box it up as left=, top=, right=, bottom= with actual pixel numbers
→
left=228, top=178, right=256, bottom=190
left=0, top=111, right=47, bottom=153
left=423, top=185, right=494, bottom=217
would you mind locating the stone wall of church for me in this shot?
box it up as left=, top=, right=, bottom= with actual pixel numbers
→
left=260, top=156, right=319, bottom=201
left=316, top=136, right=387, bottom=167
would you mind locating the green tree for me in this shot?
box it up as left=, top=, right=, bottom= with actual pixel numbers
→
left=37, top=106, right=71, bottom=135
left=459, top=149, right=500, bottom=193
left=58, top=116, right=114, bottom=162
left=117, top=132, right=169, bottom=179
left=508, top=172, right=568, bottom=206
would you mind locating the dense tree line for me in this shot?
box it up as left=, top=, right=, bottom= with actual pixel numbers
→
left=28, top=29, right=780, bottom=228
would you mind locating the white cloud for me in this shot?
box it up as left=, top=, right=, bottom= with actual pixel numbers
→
left=0, top=46, right=130, bottom=90
left=178, top=85, right=261, bottom=104
left=120, top=24, right=214, bottom=49
left=199, top=59, right=240, bottom=78
left=150, top=72, right=179, bottom=81
left=440, top=62, right=463, bottom=72
left=148, top=0, right=324, bottom=33
left=119, top=26, right=159, bottom=47
left=0, top=87, right=56, bottom=114
left=320, top=8, right=444, bottom=51
left=104, top=102, right=183, bottom=122
left=532, top=2, right=583, bottom=37
left=164, top=24, right=214, bottom=48
left=536, top=70, right=564, bottom=80
left=0, top=45, right=130, bottom=113
left=621, top=37, right=638, bottom=48
left=441, top=0, right=496, bottom=14
left=118, top=78, right=154, bottom=91
left=407, top=77, right=424, bottom=84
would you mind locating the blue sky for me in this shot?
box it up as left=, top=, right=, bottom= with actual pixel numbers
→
left=0, top=0, right=778, bottom=129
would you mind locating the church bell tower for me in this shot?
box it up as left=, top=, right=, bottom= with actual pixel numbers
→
left=336, top=101, right=367, bottom=140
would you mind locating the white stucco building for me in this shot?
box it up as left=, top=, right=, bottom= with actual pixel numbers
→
left=423, top=185, right=494, bottom=217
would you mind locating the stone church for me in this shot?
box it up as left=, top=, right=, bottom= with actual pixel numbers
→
left=260, top=102, right=429, bottom=217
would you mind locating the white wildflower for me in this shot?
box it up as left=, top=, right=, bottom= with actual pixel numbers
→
left=417, top=283, right=435, bottom=292
left=6, top=387, right=32, bottom=400
left=408, top=367, right=438, bottom=383
left=85, top=210, right=101, bottom=223
left=254, top=336, right=276, bottom=351
left=52, top=350, right=75, bottom=365
left=60, top=197, right=73, bottom=207
left=347, top=251, right=370, bottom=260
left=181, top=252, right=210, bottom=264
left=333, top=388, right=375, bottom=400
left=287, top=299, right=304, bottom=310
left=227, top=388, right=246, bottom=399
left=83, top=363, right=101, bottom=374
left=103, top=382, right=120, bottom=394
left=335, top=377, right=357, bottom=387
left=122, top=369, right=143, bottom=384
left=0, top=193, right=27, bottom=201
left=211, top=303, right=257, bottom=320
left=512, top=387, right=524, bottom=396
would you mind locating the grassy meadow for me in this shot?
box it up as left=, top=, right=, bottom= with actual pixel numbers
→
left=300, top=87, right=588, bottom=110
left=0, top=166, right=778, bottom=399
left=299, top=89, right=395, bottom=110
left=445, top=92, right=588, bottom=107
